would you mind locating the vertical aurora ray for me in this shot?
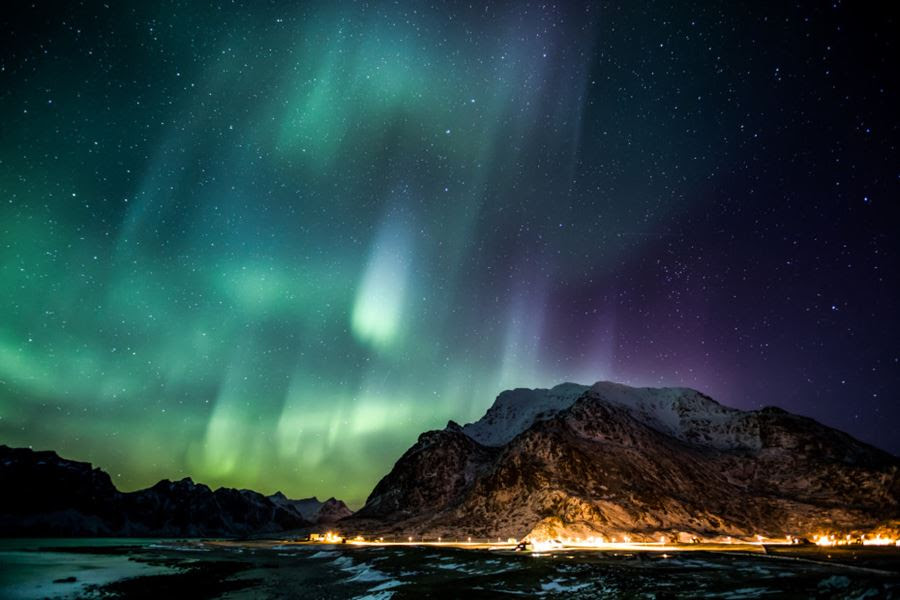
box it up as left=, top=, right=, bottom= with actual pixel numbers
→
left=351, top=216, right=412, bottom=351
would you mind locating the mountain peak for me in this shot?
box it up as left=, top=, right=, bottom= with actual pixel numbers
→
left=459, top=381, right=755, bottom=450
left=460, top=382, right=589, bottom=446
left=267, top=493, right=352, bottom=523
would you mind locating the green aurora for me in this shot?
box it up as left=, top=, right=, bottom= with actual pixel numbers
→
left=0, top=2, right=607, bottom=506
left=2, top=2, right=897, bottom=506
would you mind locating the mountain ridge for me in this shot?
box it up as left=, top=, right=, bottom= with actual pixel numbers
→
left=267, top=491, right=353, bottom=523
left=0, top=445, right=352, bottom=537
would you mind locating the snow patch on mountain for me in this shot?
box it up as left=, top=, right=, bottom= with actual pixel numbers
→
left=459, top=382, right=588, bottom=446
left=586, top=381, right=763, bottom=450
left=459, top=380, right=763, bottom=451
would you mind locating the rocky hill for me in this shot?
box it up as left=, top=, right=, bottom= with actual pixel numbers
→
left=0, top=445, right=318, bottom=537
left=346, top=382, right=900, bottom=541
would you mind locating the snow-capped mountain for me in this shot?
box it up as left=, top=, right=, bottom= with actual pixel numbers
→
left=348, top=382, right=900, bottom=541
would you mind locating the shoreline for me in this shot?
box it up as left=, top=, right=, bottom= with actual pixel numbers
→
left=2, top=537, right=897, bottom=599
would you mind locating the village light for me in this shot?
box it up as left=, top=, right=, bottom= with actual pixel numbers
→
left=863, top=535, right=896, bottom=546
left=530, top=539, right=563, bottom=552
left=300, top=528, right=898, bottom=552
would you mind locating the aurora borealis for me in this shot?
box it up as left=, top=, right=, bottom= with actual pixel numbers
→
left=1, top=2, right=897, bottom=507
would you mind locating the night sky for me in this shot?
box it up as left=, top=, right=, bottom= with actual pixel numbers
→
left=1, top=1, right=897, bottom=507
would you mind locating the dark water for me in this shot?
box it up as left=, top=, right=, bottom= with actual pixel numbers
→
left=1, top=539, right=898, bottom=599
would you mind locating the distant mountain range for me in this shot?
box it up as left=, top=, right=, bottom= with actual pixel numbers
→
left=344, top=381, right=900, bottom=541
left=268, top=492, right=353, bottom=523
left=0, top=445, right=351, bottom=537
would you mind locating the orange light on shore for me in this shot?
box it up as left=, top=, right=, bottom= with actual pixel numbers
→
left=862, top=535, right=897, bottom=546
left=811, top=532, right=899, bottom=547
left=530, top=539, right=563, bottom=552
left=325, top=531, right=343, bottom=543
left=307, top=529, right=898, bottom=550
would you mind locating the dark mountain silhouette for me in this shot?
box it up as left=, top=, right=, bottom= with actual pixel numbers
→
left=0, top=445, right=350, bottom=536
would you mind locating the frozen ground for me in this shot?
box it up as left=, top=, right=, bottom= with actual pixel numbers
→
left=1, top=539, right=898, bottom=599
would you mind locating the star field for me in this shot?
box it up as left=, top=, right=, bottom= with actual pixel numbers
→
left=0, top=1, right=897, bottom=506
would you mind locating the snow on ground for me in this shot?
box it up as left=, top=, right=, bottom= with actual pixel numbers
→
left=369, top=579, right=404, bottom=591
left=345, top=564, right=390, bottom=583
left=539, top=578, right=592, bottom=594
left=352, top=592, right=394, bottom=600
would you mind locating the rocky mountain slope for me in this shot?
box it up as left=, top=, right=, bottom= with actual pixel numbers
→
left=0, top=445, right=333, bottom=537
left=347, top=382, right=900, bottom=541
left=268, top=492, right=353, bottom=523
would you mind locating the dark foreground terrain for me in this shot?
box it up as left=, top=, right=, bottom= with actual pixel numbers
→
left=1, top=539, right=898, bottom=599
